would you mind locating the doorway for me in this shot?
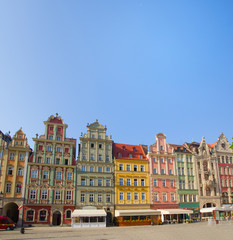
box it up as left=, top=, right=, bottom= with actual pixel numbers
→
left=52, top=211, right=61, bottom=226
left=3, top=202, right=19, bottom=224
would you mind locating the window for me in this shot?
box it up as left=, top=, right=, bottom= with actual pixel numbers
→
left=81, top=193, right=85, bottom=202
left=19, top=154, right=25, bottom=161
left=56, top=158, right=60, bottom=165
left=16, top=184, right=21, bottom=193
left=46, top=158, right=51, bottom=164
left=42, top=190, right=47, bottom=200
left=57, top=147, right=61, bottom=152
left=127, top=192, right=131, bottom=200
left=134, top=179, right=138, bottom=186
left=98, top=179, right=103, bottom=186
left=106, top=194, right=111, bottom=202
left=184, top=195, right=187, bottom=202
left=160, top=146, right=163, bottom=150
left=134, top=165, right=137, bottom=171
left=66, top=191, right=72, bottom=200
left=8, top=167, right=13, bottom=175
left=106, top=156, right=110, bottom=162
left=99, top=144, right=102, bottom=149
left=161, top=169, right=165, bottom=174
left=119, top=164, right=123, bottom=171
left=26, top=210, right=34, bottom=221
left=82, top=154, right=86, bottom=160
left=90, top=154, right=94, bottom=160
left=182, top=168, right=184, bottom=175
left=140, top=155, right=143, bottom=159
left=90, top=178, right=94, bottom=186
left=189, top=195, right=192, bottom=202
left=66, top=210, right=71, bottom=219
left=170, top=180, right=174, bottom=187
left=168, top=158, right=172, bottom=163
left=47, top=146, right=52, bottom=151
left=9, top=153, right=14, bottom=160
left=127, top=178, right=131, bottom=186
left=160, top=158, right=164, bottom=163
left=90, top=166, right=94, bottom=172
left=162, top=193, right=167, bottom=201
left=162, top=179, right=166, bottom=187
left=43, top=171, right=49, bottom=179
left=178, top=168, right=181, bottom=175
left=98, top=135, right=101, bottom=139
left=154, top=179, right=157, bottom=187
left=126, top=164, right=131, bottom=171
left=91, top=143, right=95, bottom=148
left=89, top=193, right=94, bottom=202
left=141, top=179, right=145, bottom=186
left=98, top=155, right=102, bottom=161
left=169, top=169, right=172, bottom=175
left=67, top=172, right=72, bottom=180
left=30, top=189, right=36, bottom=199
left=129, top=154, right=132, bottom=158
left=98, top=194, right=102, bottom=202
left=81, top=166, right=86, bottom=172
left=120, top=192, right=124, bottom=200
left=141, top=192, right=146, bottom=201
left=56, top=172, right=62, bottom=180
left=81, top=178, right=85, bottom=186
left=32, top=170, right=38, bottom=178
left=64, top=159, right=68, bottom=165
left=180, top=195, right=183, bottom=202
left=37, top=157, right=42, bottom=163
left=106, top=167, right=110, bottom=172
left=18, top=168, right=23, bottom=176
left=56, top=136, right=61, bottom=141
left=134, top=192, right=139, bottom=200
left=106, top=179, right=111, bottom=186
left=154, top=193, right=158, bottom=201
left=153, top=168, right=157, bottom=174
left=171, top=193, right=175, bottom=201
left=91, top=134, right=95, bottom=139
left=153, top=157, right=156, bottom=162
left=118, top=153, right=122, bottom=157
left=49, top=135, right=53, bottom=140
left=193, top=195, right=196, bottom=202
left=141, top=165, right=145, bottom=172
left=55, top=191, right=61, bottom=200
left=98, top=167, right=102, bottom=173
left=119, top=178, right=124, bottom=186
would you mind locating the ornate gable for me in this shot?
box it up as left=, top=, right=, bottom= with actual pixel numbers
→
left=215, top=133, right=232, bottom=153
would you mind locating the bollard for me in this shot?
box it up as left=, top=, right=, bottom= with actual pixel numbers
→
left=20, top=227, right=25, bottom=234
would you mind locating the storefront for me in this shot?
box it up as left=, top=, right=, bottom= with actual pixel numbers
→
left=200, top=207, right=216, bottom=220
left=159, top=209, right=193, bottom=223
left=213, top=206, right=233, bottom=223
left=71, top=208, right=106, bottom=228
left=115, top=209, right=161, bottom=226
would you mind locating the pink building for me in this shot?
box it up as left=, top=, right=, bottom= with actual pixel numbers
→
left=148, top=133, right=178, bottom=209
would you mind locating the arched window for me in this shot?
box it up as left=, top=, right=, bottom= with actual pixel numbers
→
left=26, top=210, right=34, bottom=222
left=39, top=210, right=47, bottom=221
left=66, top=210, right=71, bottom=219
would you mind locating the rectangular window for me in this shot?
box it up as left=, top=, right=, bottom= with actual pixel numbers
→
left=30, top=189, right=36, bottom=199
left=160, top=158, right=164, bottom=163
left=161, top=169, right=165, bottom=174
left=168, top=158, right=172, bottom=163
left=37, top=157, right=41, bottom=163
left=153, top=157, right=156, bottom=162
left=57, top=147, right=61, bottom=152
left=180, top=194, right=183, bottom=202
left=81, top=178, right=85, bottom=186
left=46, top=158, right=51, bottom=164
left=49, top=135, right=53, bottom=140
left=99, top=144, right=102, bottom=149
left=98, top=167, right=102, bottom=173
left=171, top=193, right=175, bottom=201
left=90, top=166, right=94, bottom=172
left=56, top=136, right=61, bottom=141
left=141, top=179, right=145, bottom=186
left=47, top=146, right=52, bottom=151
left=66, top=191, right=72, bottom=200
left=106, top=194, right=111, bottom=202
left=43, top=171, right=49, bottom=179
left=56, top=158, right=60, bottom=165
left=134, top=165, right=138, bottom=171
left=90, top=178, right=94, bottom=186
left=119, top=178, right=124, bottom=186
left=134, top=179, right=138, bottom=186
left=90, top=154, right=94, bottom=160
left=162, top=179, right=166, bottom=187
left=55, top=191, right=61, bottom=200
left=106, top=156, right=110, bottom=162
left=106, top=179, right=111, bottom=186
left=140, top=165, right=145, bottom=172
left=42, top=190, right=47, bottom=200
left=64, top=159, right=68, bottom=165
left=8, top=167, right=13, bottom=175
left=82, top=154, right=86, bottom=160
left=32, top=170, right=38, bottom=178
left=106, top=167, right=110, bottom=172
left=134, top=192, right=139, bottom=200
left=169, top=169, right=172, bottom=175
left=98, top=155, right=102, bottom=161
left=127, top=192, right=131, bottom=200
left=81, top=193, right=85, bottom=202
left=141, top=192, right=145, bottom=201
left=153, top=168, right=157, bottom=174
left=127, top=178, right=131, bottom=186
left=81, top=166, right=86, bottom=172
left=98, top=179, right=102, bottom=186
left=119, top=164, right=123, bottom=171
left=16, top=184, right=21, bottom=193
left=67, top=172, right=72, bottom=180
left=126, top=164, right=131, bottom=171
left=154, top=193, right=158, bottom=201
left=9, top=153, right=14, bottom=160
left=193, top=195, right=196, bottom=202
left=98, top=194, right=102, bottom=202
left=162, top=193, right=167, bottom=201
left=19, top=154, right=25, bottom=161
left=154, top=179, right=157, bottom=187
left=170, top=180, right=174, bottom=187
left=89, top=193, right=94, bottom=202
left=17, top=168, right=23, bottom=176
left=178, top=168, right=181, bottom=175
left=120, top=192, right=124, bottom=200
left=189, top=195, right=192, bottom=202
left=56, top=172, right=62, bottom=180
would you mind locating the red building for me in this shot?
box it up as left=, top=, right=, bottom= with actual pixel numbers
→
left=24, top=114, right=76, bottom=226
left=148, top=133, right=178, bottom=209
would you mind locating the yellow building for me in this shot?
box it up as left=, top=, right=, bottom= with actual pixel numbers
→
left=114, top=143, right=150, bottom=210
left=0, top=129, right=31, bottom=225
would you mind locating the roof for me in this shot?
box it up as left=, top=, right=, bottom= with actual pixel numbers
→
left=71, top=209, right=106, bottom=217
left=113, top=143, right=147, bottom=160
left=159, top=209, right=193, bottom=215
left=169, top=144, right=192, bottom=153
left=207, top=141, right=217, bottom=149
left=115, top=209, right=160, bottom=217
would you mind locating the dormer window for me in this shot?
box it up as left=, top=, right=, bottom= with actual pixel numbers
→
left=129, top=154, right=132, bottom=158
left=133, top=147, right=135, bottom=152
left=122, top=146, right=125, bottom=150
left=140, top=155, right=143, bottom=159
left=118, top=153, right=122, bottom=157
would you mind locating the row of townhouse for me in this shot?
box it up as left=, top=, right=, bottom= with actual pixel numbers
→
left=0, top=114, right=233, bottom=226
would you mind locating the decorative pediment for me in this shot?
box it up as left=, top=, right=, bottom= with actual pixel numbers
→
left=88, top=120, right=106, bottom=130
left=215, top=133, right=232, bottom=153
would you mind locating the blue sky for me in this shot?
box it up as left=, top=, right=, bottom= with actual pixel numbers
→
left=1, top=0, right=233, bottom=151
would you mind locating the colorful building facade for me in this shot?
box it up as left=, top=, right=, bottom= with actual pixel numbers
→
left=148, top=133, right=178, bottom=209
left=24, top=114, right=76, bottom=226
left=0, top=129, right=31, bottom=225
left=171, top=144, right=199, bottom=215
left=76, top=120, right=114, bottom=225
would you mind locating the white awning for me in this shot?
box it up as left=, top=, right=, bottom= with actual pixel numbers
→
left=115, top=209, right=160, bottom=217
left=71, top=209, right=107, bottom=217
left=200, top=207, right=216, bottom=213
left=215, top=206, right=232, bottom=212
left=159, top=209, right=193, bottom=215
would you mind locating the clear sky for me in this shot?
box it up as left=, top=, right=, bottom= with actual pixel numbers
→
left=1, top=0, right=233, bottom=151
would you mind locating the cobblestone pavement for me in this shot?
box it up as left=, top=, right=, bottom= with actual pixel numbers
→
left=1, top=221, right=233, bottom=240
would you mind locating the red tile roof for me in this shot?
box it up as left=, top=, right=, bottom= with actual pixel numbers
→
left=113, top=143, right=147, bottom=160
